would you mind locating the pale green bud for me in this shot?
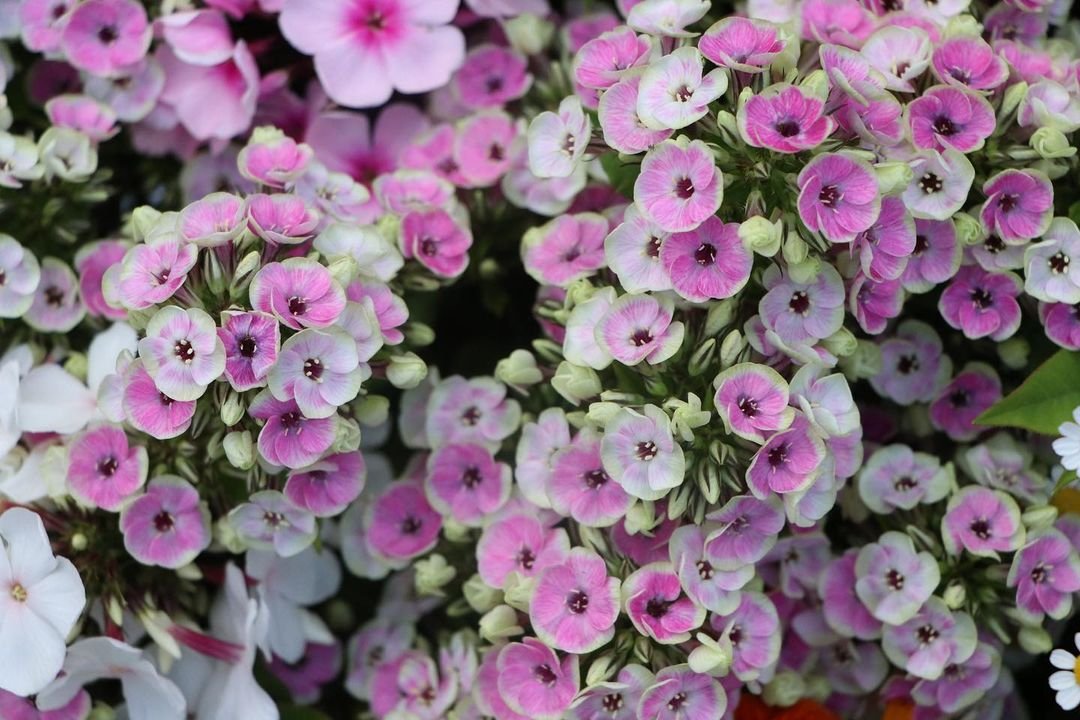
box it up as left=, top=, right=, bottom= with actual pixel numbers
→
left=139, top=609, right=182, bottom=659
left=387, top=352, right=428, bottom=389
left=943, top=581, right=967, bottom=609
left=38, top=127, right=97, bottom=181
left=799, top=69, right=829, bottom=101
left=1023, top=504, right=1059, bottom=531
left=577, top=524, right=609, bottom=555
left=668, top=393, right=711, bottom=443
left=585, top=401, right=622, bottom=429
left=325, top=599, right=355, bottom=633
left=704, top=299, right=737, bottom=336
left=223, top=431, right=255, bottom=470
left=688, top=633, right=733, bottom=676
left=532, top=338, right=563, bottom=364
left=230, top=250, right=262, bottom=297
left=821, top=327, right=858, bottom=358
left=415, top=554, right=457, bottom=597
left=479, top=605, right=523, bottom=642
left=998, top=337, right=1030, bottom=370
left=106, top=596, right=125, bottom=628
left=63, top=352, right=88, bottom=383
left=586, top=653, right=617, bottom=686
left=667, top=482, right=692, bottom=519
left=404, top=322, right=436, bottom=347
left=130, top=205, right=164, bottom=242
left=89, top=703, right=118, bottom=720
left=70, top=532, right=88, bottom=551
left=1035, top=157, right=1070, bottom=181
left=220, top=392, right=244, bottom=427
left=1019, top=625, right=1054, bottom=654
left=215, top=515, right=248, bottom=554
left=565, top=277, right=597, bottom=307
left=875, top=161, right=914, bottom=195
left=331, top=416, right=362, bottom=454
left=763, top=671, right=805, bottom=707
left=496, top=349, right=543, bottom=388
left=203, top=249, right=228, bottom=295
left=942, top=14, right=982, bottom=38
left=787, top=257, right=821, bottom=284
left=249, top=125, right=285, bottom=145
left=782, top=232, right=809, bottom=265
left=176, top=563, right=202, bottom=580
left=805, top=676, right=831, bottom=702
left=503, top=572, right=536, bottom=612
left=504, top=14, right=555, bottom=54
left=624, top=501, right=656, bottom=536
left=354, top=394, right=390, bottom=427
left=1031, top=127, right=1077, bottom=159
left=739, top=216, right=783, bottom=257
left=443, top=518, right=471, bottom=543
left=552, top=361, right=601, bottom=406
left=715, top=110, right=739, bottom=141
left=687, top=338, right=716, bottom=377
left=719, top=329, right=746, bottom=368
left=1000, top=81, right=1028, bottom=120
left=327, top=255, right=360, bottom=287
left=463, top=574, right=503, bottom=613
left=953, top=213, right=981, bottom=246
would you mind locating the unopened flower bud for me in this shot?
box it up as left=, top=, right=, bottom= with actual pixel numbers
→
left=1018, top=625, right=1053, bottom=654
left=577, top=524, right=609, bottom=555
left=325, top=599, right=355, bottom=632
left=1031, top=127, right=1077, bottom=159
left=625, top=501, right=656, bottom=535
left=719, top=329, right=746, bottom=367
left=89, top=704, right=117, bottom=720
left=739, top=216, right=782, bottom=257
left=822, top=327, right=857, bottom=358
left=70, top=532, right=88, bottom=551
left=220, top=392, right=244, bottom=426
left=464, top=574, right=503, bottom=613
left=415, top=554, right=457, bottom=597
left=585, top=401, right=621, bottom=428
left=331, top=416, right=362, bottom=454
left=230, top=250, right=262, bottom=297
left=1023, top=504, right=1058, bottom=530
left=669, top=393, right=711, bottom=442
left=496, top=349, right=543, bottom=388
left=949, top=212, right=980, bottom=247
left=504, top=14, right=555, bottom=54
left=688, top=338, right=716, bottom=376
left=552, top=361, right=601, bottom=405
left=387, top=352, right=428, bottom=389
left=805, top=676, right=831, bottom=702
left=107, top=595, right=125, bottom=627
left=223, top=431, right=254, bottom=470
left=354, top=394, right=390, bottom=427
left=38, top=127, right=96, bottom=181
left=214, top=516, right=247, bottom=554
left=688, top=633, right=733, bottom=676
left=479, top=605, right=523, bottom=642
left=565, top=278, right=597, bottom=307
left=942, top=14, right=982, bottom=38
left=129, top=205, right=163, bottom=242
left=715, top=110, right=739, bottom=141
left=943, top=581, right=966, bottom=609
left=782, top=232, right=809, bottom=265
left=787, top=257, right=821, bottom=285
left=63, top=352, right=88, bottom=382
left=763, top=670, right=805, bottom=707
left=704, top=299, right=737, bottom=336
left=798, top=69, right=829, bottom=101
left=503, top=573, right=535, bottom=612
left=875, top=161, right=913, bottom=195
left=586, top=653, right=617, bottom=685
left=443, top=518, right=471, bottom=543
left=1000, top=81, right=1028, bottom=120
left=995, top=337, right=1029, bottom=370
left=404, top=322, right=436, bottom=347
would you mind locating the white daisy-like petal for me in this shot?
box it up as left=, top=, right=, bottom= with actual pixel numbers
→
left=1051, top=649, right=1077, bottom=669
left=1058, top=685, right=1080, bottom=710
left=1050, top=670, right=1077, bottom=690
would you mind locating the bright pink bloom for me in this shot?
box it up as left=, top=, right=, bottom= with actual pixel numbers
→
left=530, top=548, right=621, bottom=653
left=941, top=486, right=1024, bottom=557
left=60, top=0, right=151, bottom=77
left=347, top=281, right=408, bottom=344
left=217, top=311, right=279, bottom=392
left=1041, top=302, right=1080, bottom=350
left=249, top=390, right=335, bottom=469
left=796, top=152, right=880, bottom=244
left=424, top=443, right=511, bottom=526
left=548, top=429, right=633, bottom=527
left=374, top=170, right=454, bottom=215
left=639, top=665, right=726, bottom=720
left=931, top=36, right=1007, bottom=91
left=634, top=138, right=723, bottom=234
left=157, top=42, right=259, bottom=141
left=522, top=213, right=608, bottom=287
left=711, top=592, right=780, bottom=682
left=157, top=8, right=234, bottom=65
left=454, top=111, right=518, bottom=188
left=247, top=193, right=320, bottom=245
left=20, top=0, right=77, bottom=53
left=84, top=58, right=165, bottom=123
left=279, top=0, right=465, bottom=108
left=598, top=75, right=672, bottom=155
left=67, top=425, right=147, bottom=511
left=44, top=95, right=118, bottom=141
left=979, top=169, right=1054, bottom=244
left=1008, top=528, right=1080, bottom=621
left=849, top=273, right=905, bottom=335
left=746, top=416, right=827, bottom=497
left=573, top=26, right=652, bottom=90
left=929, top=363, right=1001, bottom=442
left=801, top=0, right=874, bottom=47
left=906, top=86, right=995, bottom=153
left=400, top=209, right=472, bottom=278
left=759, top=264, right=846, bottom=346
left=249, top=258, right=346, bottom=331
left=138, top=306, right=225, bottom=402
left=454, top=44, right=532, bottom=109
left=660, top=216, right=752, bottom=302
left=495, top=639, right=578, bottom=720
left=739, top=85, right=834, bottom=153
left=178, top=192, right=246, bottom=247
left=237, top=130, right=313, bottom=188
left=121, top=360, right=197, bottom=440
left=903, top=218, right=962, bottom=293
left=285, top=451, right=366, bottom=517
left=268, top=327, right=365, bottom=419
left=477, top=513, right=570, bottom=589
left=699, top=17, right=786, bottom=73
left=853, top=196, right=916, bottom=282
left=268, top=641, right=341, bottom=705
left=623, top=562, right=705, bottom=644
left=365, top=481, right=442, bottom=563
left=0, top=689, right=90, bottom=720
left=74, top=240, right=128, bottom=320
left=596, top=293, right=684, bottom=366
left=670, top=525, right=750, bottom=614
left=938, top=265, right=1022, bottom=341
left=120, top=476, right=210, bottom=568
left=714, top=363, right=795, bottom=443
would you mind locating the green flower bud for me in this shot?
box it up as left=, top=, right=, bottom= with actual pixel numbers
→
left=1022, top=504, right=1059, bottom=530
left=782, top=232, right=809, bottom=265
left=324, top=599, right=355, bottom=633
left=63, top=352, right=88, bottom=383
left=479, top=605, right=523, bottom=642
left=625, top=501, right=656, bottom=536
left=129, top=205, right=164, bottom=242
left=354, top=394, right=390, bottom=427
left=464, top=573, right=503, bottom=613
left=1031, top=127, right=1077, bottom=159
left=787, top=257, right=821, bottom=285
left=1018, top=624, right=1053, bottom=654
left=220, top=391, right=244, bottom=427
left=503, top=572, right=535, bottom=612
left=70, top=532, right=88, bottom=551
left=387, top=352, right=428, bottom=389
left=586, top=653, right=617, bottom=686
left=1000, top=81, right=1028, bottom=120
left=215, top=515, right=248, bottom=554
left=327, top=255, right=359, bottom=287
left=821, top=327, right=857, bottom=358
left=586, top=401, right=622, bottom=428
left=331, top=416, right=362, bottom=454
left=719, top=329, right=746, bottom=367
left=942, top=14, right=982, bottom=38
left=715, top=110, right=739, bottom=141
left=998, top=337, right=1030, bottom=370
left=414, top=554, right=457, bottom=597
left=943, top=581, right=966, bottom=609
left=565, top=277, right=597, bottom=307
left=223, top=431, right=254, bottom=470
left=404, top=321, right=436, bottom=347
left=704, top=299, right=737, bottom=336
left=89, top=703, right=118, bottom=720
left=688, top=633, right=733, bottom=676
left=739, top=216, right=783, bottom=257
left=496, top=349, right=543, bottom=388
left=503, top=14, right=555, bottom=54
left=552, top=361, right=601, bottom=406
left=763, top=670, right=805, bottom=707
left=443, top=518, right=471, bottom=543
left=875, top=161, right=914, bottom=195
left=799, top=69, right=829, bottom=101
left=688, top=338, right=716, bottom=377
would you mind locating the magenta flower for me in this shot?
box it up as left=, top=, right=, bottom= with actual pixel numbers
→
left=548, top=429, right=633, bottom=527
left=574, top=26, right=652, bottom=90
left=24, top=257, right=85, bottom=333
left=759, top=264, right=845, bottom=346
left=424, top=375, right=521, bottom=449
left=237, top=129, right=313, bottom=188
left=979, top=169, right=1054, bottom=244
left=634, top=138, right=723, bottom=234
left=495, top=639, right=578, bottom=720
left=250, top=258, right=346, bottom=331
left=74, top=239, right=128, bottom=321
left=739, top=84, right=834, bottom=153
left=246, top=194, right=320, bottom=246
left=474, top=648, right=530, bottom=720
left=0, top=236, right=41, bottom=319
left=268, top=641, right=341, bottom=705
left=911, top=642, right=1001, bottom=715
left=611, top=511, right=679, bottom=567
left=942, top=486, right=1025, bottom=557
left=699, top=16, right=786, bottom=73
left=477, top=513, right=569, bottom=589
left=598, top=75, right=673, bottom=155
left=704, top=494, right=785, bottom=570
left=639, top=665, right=726, bottom=720
left=400, top=209, right=472, bottom=279
left=623, top=562, right=705, bottom=644
left=797, top=152, right=880, bottom=244
left=1041, top=302, right=1080, bottom=350
left=121, top=360, right=197, bottom=440
left=347, top=281, right=408, bottom=344
left=857, top=444, right=949, bottom=514
left=907, top=85, right=995, bottom=153
left=820, top=551, right=882, bottom=640
left=929, top=364, right=1001, bottom=442
left=853, top=196, right=916, bottom=282
left=285, top=451, right=366, bottom=518
left=855, top=531, right=940, bottom=625
left=605, top=206, right=672, bottom=294
left=522, top=213, right=608, bottom=287
left=882, top=597, right=977, bottom=680
left=454, top=44, right=532, bottom=109
left=938, top=265, right=1022, bottom=341
left=249, top=390, right=335, bottom=469
left=20, top=0, right=76, bottom=53
left=345, top=619, right=413, bottom=700
left=374, top=169, right=454, bottom=215
left=1007, top=528, right=1080, bottom=620
left=120, top=475, right=210, bottom=568
left=217, top=311, right=279, bottom=392
left=424, top=443, right=511, bottom=527
left=453, top=111, right=519, bottom=188
left=670, top=525, right=749, bottom=614
left=600, top=405, right=685, bottom=501
left=45, top=94, right=118, bottom=142
left=903, top=218, right=962, bottom=294
left=530, top=547, right=621, bottom=654
left=514, top=408, right=570, bottom=509
left=0, top=689, right=90, bottom=720
left=365, top=481, right=442, bottom=564
left=660, top=216, right=752, bottom=303
left=60, top=0, right=151, bottom=77
left=849, top=273, right=905, bottom=335
left=369, top=650, right=455, bottom=719
left=268, top=327, right=365, bottom=419
left=931, top=36, right=1007, bottom=90
left=279, top=0, right=464, bottom=109
left=713, top=362, right=794, bottom=443
left=746, top=416, right=827, bottom=497
left=595, top=293, right=684, bottom=366
left=138, top=306, right=225, bottom=402
left=67, top=425, right=148, bottom=511
left=800, top=0, right=874, bottom=47
left=109, top=238, right=198, bottom=310
left=713, top=591, right=782, bottom=681
left=228, top=490, right=317, bottom=557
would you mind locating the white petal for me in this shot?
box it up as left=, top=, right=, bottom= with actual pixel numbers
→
left=1051, top=649, right=1077, bottom=670
left=1060, top=685, right=1080, bottom=710
left=87, top=323, right=138, bottom=394
left=122, top=670, right=187, bottom=720
left=1050, top=670, right=1077, bottom=690
left=27, top=557, right=85, bottom=635
left=0, top=602, right=66, bottom=696
left=16, top=366, right=96, bottom=435
left=0, top=507, right=57, bottom=586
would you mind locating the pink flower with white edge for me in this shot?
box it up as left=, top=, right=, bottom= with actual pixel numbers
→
left=1019, top=80, right=1080, bottom=134
left=66, top=425, right=148, bottom=511
left=529, top=547, right=620, bottom=654
left=84, top=58, right=165, bottom=123
left=571, top=665, right=653, bottom=720
left=931, top=36, right=1008, bottom=91
left=121, top=360, right=197, bottom=440
left=237, top=126, right=313, bottom=188
left=365, top=481, right=442, bottom=565
left=495, top=638, right=579, bottom=720
left=138, top=306, right=226, bottom=402
left=60, top=0, right=151, bottom=77
left=746, top=415, right=827, bottom=497
left=624, top=562, right=705, bottom=644
left=528, top=96, right=591, bottom=179
left=854, top=531, right=940, bottom=625
left=477, top=513, right=570, bottom=589
left=797, top=152, right=881, bottom=244
left=24, top=257, right=85, bottom=333
left=598, top=75, right=673, bottom=155
left=374, top=170, right=455, bottom=215
left=634, top=137, right=723, bottom=234
left=228, top=489, right=317, bottom=557
left=573, top=25, right=652, bottom=90
left=862, top=26, right=931, bottom=93
left=800, top=0, right=874, bottom=47
left=522, top=213, right=608, bottom=287
left=660, top=216, right=753, bottom=302
left=74, top=239, right=128, bottom=321
left=637, top=47, right=727, bottom=131
left=1025, top=218, right=1080, bottom=304
left=400, top=208, right=472, bottom=279
left=178, top=192, right=246, bottom=247
left=980, top=169, right=1054, bottom=245
left=0, top=235, right=40, bottom=319
left=639, top=665, right=726, bottom=720
left=424, top=443, right=511, bottom=527
left=605, top=205, right=672, bottom=294
left=929, top=363, right=1001, bottom=442
left=425, top=375, right=521, bottom=449
left=600, top=404, right=685, bottom=501
left=267, top=327, right=366, bottom=419
left=699, top=16, right=787, bottom=73
left=595, top=292, right=684, bottom=366
left=249, top=390, right=336, bottom=470
left=217, top=310, right=279, bottom=392
left=514, top=408, right=570, bottom=509
left=903, top=149, right=974, bottom=222
left=938, top=265, right=1022, bottom=342
left=108, top=237, right=198, bottom=310
left=285, top=451, right=366, bottom=518
left=713, top=362, right=795, bottom=443
left=347, top=281, right=408, bottom=344
left=454, top=44, right=532, bottom=110
left=942, top=485, right=1025, bottom=558
left=1008, top=528, right=1080, bottom=621
left=246, top=193, right=320, bottom=246
left=249, top=258, right=346, bottom=331
left=120, top=475, right=211, bottom=569
left=670, top=524, right=750, bottom=614
left=454, top=111, right=519, bottom=188
left=0, top=508, right=86, bottom=698
left=44, top=94, right=118, bottom=142
left=906, top=85, right=995, bottom=154
left=738, top=84, right=835, bottom=153
left=334, top=300, right=383, bottom=362
left=548, top=428, right=634, bottom=527
left=156, top=41, right=259, bottom=142
left=20, top=0, right=76, bottom=54
left=279, top=0, right=464, bottom=109
left=627, top=0, right=710, bottom=37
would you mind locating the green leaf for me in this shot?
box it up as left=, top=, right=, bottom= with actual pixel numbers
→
left=599, top=152, right=641, bottom=199
left=1053, top=469, right=1078, bottom=496
left=975, top=350, right=1080, bottom=435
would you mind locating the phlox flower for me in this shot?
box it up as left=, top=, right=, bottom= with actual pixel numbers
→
left=156, top=42, right=259, bottom=142
left=600, top=404, right=685, bottom=501
left=24, top=258, right=85, bottom=333
left=759, top=264, right=845, bottom=346
left=861, top=26, right=930, bottom=93
left=853, top=196, right=915, bottom=282
left=789, top=363, right=859, bottom=440
left=0, top=508, right=86, bottom=697
left=44, top=94, right=118, bottom=142
left=627, top=0, right=710, bottom=37
left=502, top=143, right=589, bottom=217
left=938, top=265, right=1022, bottom=341
left=713, top=363, right=795, bottom=443
left=911, top=642, right=1001, bottom=715
left=623, top=563, right=705, bottom=644
left=598, top=75, right=673, bottom=155
left=746, top=416, right=827, bottom=497
left=374, top=170, right=454, bottom=215
left=929, top=363, right=1001, bottom=442
left=474, top=648, right=529, bottom=720
left=0, top=235, right=40, bottom=319
left=634, top=137, right=722, bottom=234
left=611, top=510, right=679, bottom=567
left=369, top=650, right=455, bottom=720
left=849, top=272, right=905, bottom=335
left=971, top=232, right=1026, bottom=273
left=854, top=531, right=940, bottom=625
left=453, top=111, right=519, bottom=188
left=1019, top=80, right=1080, bottom=134
left=1042, top=302, right=1080, bottom=351
left=19, top=0, right=76, bottom=53
left=660, top=216, right=753, bottom=303
left=962, top=433, right=1044, bottom=503
left=796, top=152, right=880, bottom=243
left=60, top=0, right=151, bottom=77
left=636, top=47, right=727, bottom=131
left=495, top=639, right=578, bottom=720
left=563, top=287, right=617, bottom=370
left=424, top=443, right=511, bottom=527
left=882, top=597, right=976, bottom=681
left=569, top=665, right=653, bottom=720
left=246, top=194, right=320, bottom=246
left=249, top=390, right=335, bottom=469
left=477, top=513, right=569, bottom=589
left=138, top=306, right=226, bottom=402
left=178, top=192, right=245, bottom=247
left=317, top=224, right=403, bottom=284
left=228, top=489, right=317, bottom=557
left=268, top=640, right=341, bottom=706
left=514, top=408, right=570, bottom=509
left=979, top=169, right=1054, bottom=244
left=738, top=84, right=834, bottom=153
left=833, top=90, right=905, bottom=146
left=249, top=258, right=346, bottom=331
left=801, top=0, right=875, bottom=47
left=857, top=444, right=949, bottom=514
left=285, top=451, right=365, bottom=518
left=1025, top=218, right=1080, bottom=304
left=74, top=240, right=128, bottom=321
left=907, top=85, right=995, bottom=153
left=365, top=481, right=442, bottom=566
left=399, top=208, right=471, bottom=279
left=0, top=688, right=90, bottom=720
left=400, top=124, right=469, bottom=186
left=424, top=375, right=521, bottom=449
left=595, top=292, right=684, bottom=366
left=345, top=619, right=413, bottom=700
left=107, top=237, right=198, bottom=310
left=639, top=665, right=726, bottom=720
left=941, top=486, right=1025, bottom=557
left=522, top=213, right=608, bottom=287
left=704, top=495, right=785, bottom=570
left=121, top=360, right=197, bottom=440
left=902, top=149, right=975, bottom=221
left=573, top=26, right=652, bottom=90
left=528, top=96, right=591, bottom=179
left=454, top=44, right=532, bottom=110
left=0, top=133, right=43, bottom=189
left=267, top=327, right=365, bottom=419
left=548, top=429, right=634, bottom=527
left=1008, top=528, right=1080, bottom=621
left=279, top=0, right=464, bottom=109
left=605, top=205, right=673, bottom=293
left=237, top=127, right=313, bottom=188
left=699, top=16, right=787, bottom=73
left=930, top=36, right=1008, bottom=91
left=670, top=525, right=750, bottom=614
left=67, top=424, right=147, bottom=511
left=120, top=475, right=211, bottom=568
left=530, top=548, right=621, bottom=654
left=903, top=218, right=962, bottom=293
left=84, top=58, right=165, bottom=123
left=217, top=311, right=279, bottom=392
left=819, top=551, right=882, bottom=640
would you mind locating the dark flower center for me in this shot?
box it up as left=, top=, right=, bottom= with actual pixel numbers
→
left=918, top=173, right=943, bottom=194
left=602, top=694, right=624, bottom=713
left=998, top=194, right=1018, bottom=213
left=517, top=547, right=536, bottom=570
left=97, top=24, right=118, bottom=44
left=280, top=411, right=303, bottom=431
left=674, top=85, right=694, bottom=102
left=775, top=119, right=800, bottom=137
left=153, top=511, right=174, bottom=532
left=894, top=476, right=917, bottom=491
left=288, top=296, right=307, bottom=316
left=789, top=290, right=810, bottom=314
left=1050, top=251, right=1071, bottom=274
left=44, top=286, right=65, bottom=307
left=173, top=339, right=195, bottom=363
left=695, top=242, right=717, bottom=266
left=970, top=287, right=993, bottom=309
left=303, top=357, right=323, bottom=380
left=534, top=664, right=558, bottom=686
left=646, top=236, right=662, bottom=257
left=1031, top=564, right=1048, bottom=584
left=584, top=469, right=609, bottom=489
left=969, top=518, right=992, bottom=539
left=949, top=390, right=970, bottom=408
left=818, top=185, right=841, bottom=208
left=949, top=67, right=971, bottom=84
left=238, top=336, right=258, bottom=357
left=932, top=115, right=956, bottom=136
left=489, top=143, right=505, bottom=162
left=897, top=354, right=920, bottom=374
left=667, top=692, right=688, bottom=711
left=767, top=443, right=788, bottom=467
left=631, top=328, right=654, bottom=346
left=401, top=515, right=422, bottom=534
left=635, top=440, right=658, bottom=461
left=674, top=177, right=695, bottom=199
left=97, top=456, right=119, bottom=477
left=420, top=238, right=438, bottom=257
left=263, top=511, right=285, bottom=528
left=917, top=624, right=940, bottom=644
left=984, top=235, right=1005, bottom=254
left=153, top=268, right=171, bottom=285
left=697, top=560, right=714, bottom=580
left=566, top=590, right=590, bottom=614
left=461, top=406, right=481, bottom=426
left=737, top=395, right=759, bottom=417
left=158, top=392, right=174, bottom=407
left=730, top=625, right=743, bottom=645
left=486, top=76, right=504, bottom=94
left=646, top=597, right=670, bottom=617
left=913, top=235, right=929, bottom=254
left=462, top=466, right=483, bottom=488
left=364, top=11, right=385, bottom=30
left=885, top=569, right=905, bottom=590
